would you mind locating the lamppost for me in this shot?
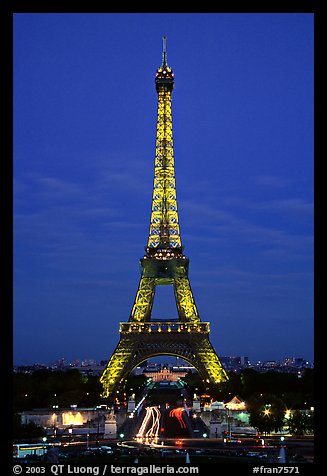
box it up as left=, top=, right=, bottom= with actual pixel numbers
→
left=68, top=427, right=73, bottom=446
left=52, top=413, right=57, bottom=440
left=87, top=418, right=90, bottom=449
left=263, top=404, right=271, bottom=436
left=42, top=436, right=47, bottom=456
left=96, top=409, right=100, bottom=447
left=227, top=408, right=231, bottom=438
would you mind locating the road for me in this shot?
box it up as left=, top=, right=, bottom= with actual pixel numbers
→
left=117, top=381, right=314, bottom=463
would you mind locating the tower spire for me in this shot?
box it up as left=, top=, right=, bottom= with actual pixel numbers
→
left=162, top=36, right=167, bottom=66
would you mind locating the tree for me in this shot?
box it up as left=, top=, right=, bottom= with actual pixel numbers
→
left=13, top=413, right=46, bottom=439
left=288, top=410, right=314, bottom=435
left=14, top=369, right=103, bottom=411
left=247, top=394, right=286, bottom=435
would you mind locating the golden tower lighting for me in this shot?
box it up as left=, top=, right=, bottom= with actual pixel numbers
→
left=100, top=37, right=228, bottom=399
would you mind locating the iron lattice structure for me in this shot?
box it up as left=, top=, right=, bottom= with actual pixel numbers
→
left=100, top=38, right=228, bottom=399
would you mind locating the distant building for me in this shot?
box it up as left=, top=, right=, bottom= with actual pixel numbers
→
left=219, top=356, right=251, bottom=371
left=263, top=360, right=278, bottom=368
left=210, top=401, right=225, bottom=411
left=72, top=364, right=106, bottom=377
left=81, top=359, right=97, bottom=367
left=254, top=357, right=313, bottom=374
left=144, top=364, right=187, bottom=382
left=225, top=395, right=246, bottom=411
left=53, top=358, right=66, bottom=369
left=13, top=355, right=313, bottom=376
left=14, top=364, right=48, bottom=374
left=145, top=362, right=160, bottom=371
left=19, top=405, right=112, bottom=437
left=172, top=364, right=195, bottom=373
left=283, top=357, right=310, bottom=368
left=70, top=359, right=81, bottom=367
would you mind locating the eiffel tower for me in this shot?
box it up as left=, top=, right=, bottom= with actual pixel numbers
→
left=100, top=38, right=228, bottom=399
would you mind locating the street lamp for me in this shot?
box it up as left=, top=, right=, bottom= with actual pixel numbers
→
left=226, top=408, right=231, bottom=438
left=285, top=410, right=291, bottom=420
left=263, top=403, right=271, bottom=417
left=52, top=414, right=57, bottom=439
left=68, top=427, right=73, bottom=446
left=42, top=436, right=47, bottom=455
left=262, top=405, right=272, bottom=437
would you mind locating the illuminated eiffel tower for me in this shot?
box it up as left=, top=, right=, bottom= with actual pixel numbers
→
left=100, top=38, right=228, bottom=399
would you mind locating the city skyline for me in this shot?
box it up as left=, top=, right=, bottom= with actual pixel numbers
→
left=14, top=354, right=314, bottom=368
left=14, top=13, right=313, bottom=366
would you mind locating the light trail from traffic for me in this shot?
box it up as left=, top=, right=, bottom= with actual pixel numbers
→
left=169, top=407, right=186, bottom=428
left=136, top=406, right=161, bottom=443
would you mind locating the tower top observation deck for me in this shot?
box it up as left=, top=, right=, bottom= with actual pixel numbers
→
left=155, top=36, right=174, bottom=92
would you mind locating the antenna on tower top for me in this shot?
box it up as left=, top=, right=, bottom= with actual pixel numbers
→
left=162, top=36, right=167, bottom=66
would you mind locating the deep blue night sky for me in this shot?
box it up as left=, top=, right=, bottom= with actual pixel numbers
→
left=13, top=13, right=314, bottom=365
